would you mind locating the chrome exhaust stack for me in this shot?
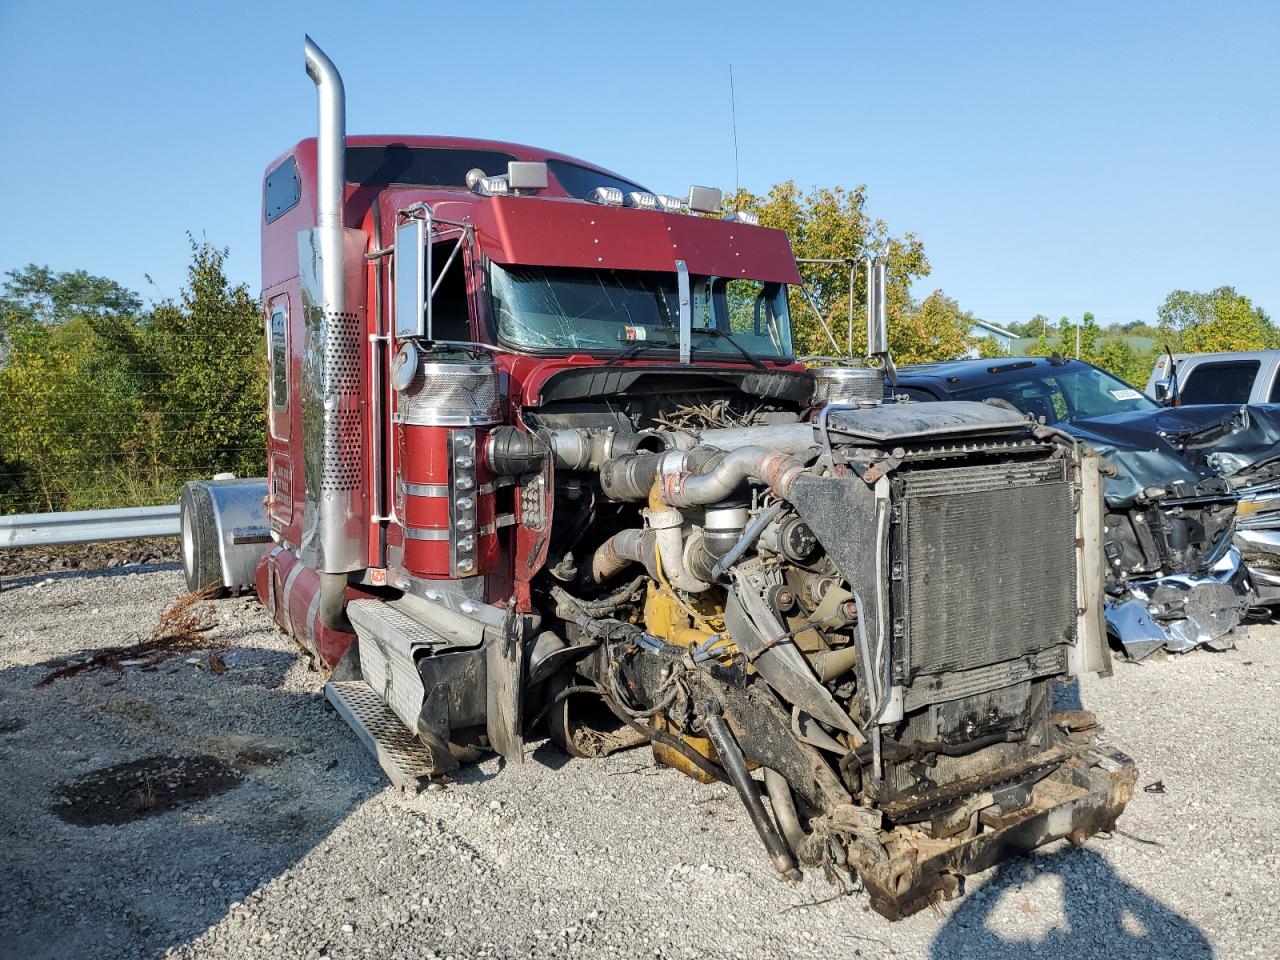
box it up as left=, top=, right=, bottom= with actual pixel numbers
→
left=304, top=35, right=347, bottom=311
left=297, top=36, right=368, bottom=587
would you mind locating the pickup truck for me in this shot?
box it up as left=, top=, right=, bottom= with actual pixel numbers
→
left=1147, top=349, right=1280, bottom=405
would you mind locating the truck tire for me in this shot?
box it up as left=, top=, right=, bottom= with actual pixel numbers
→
left=180, top=482, right=226, bottom=596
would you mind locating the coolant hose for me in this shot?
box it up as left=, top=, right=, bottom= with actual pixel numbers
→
left=704, top=713, right=801, bottom=880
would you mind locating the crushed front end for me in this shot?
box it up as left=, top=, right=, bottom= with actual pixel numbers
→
left=1100, top=478, right=1251, bottom=658
left=528, top=390, right=1137, bottom=919
left=1066, top=407, right=1259, bottom=658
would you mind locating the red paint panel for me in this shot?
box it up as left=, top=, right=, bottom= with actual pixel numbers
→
left=403, top=538, right=451, bottom=577
left=399, top=425, right=452, bottom=485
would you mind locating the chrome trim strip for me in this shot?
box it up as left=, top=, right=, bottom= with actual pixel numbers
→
left=401, top=482, right=450, bottom=498
left=402, top=527, right=451, bottom=541
left=393, top=411, right=501, bottom=427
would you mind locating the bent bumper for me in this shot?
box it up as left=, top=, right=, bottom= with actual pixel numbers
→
left=857, top=735, right=1137, bottom=920
left=1105, top=547, right=1253, bottom=659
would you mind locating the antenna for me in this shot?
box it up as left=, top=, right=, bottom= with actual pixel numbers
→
left=729, top=64, right=740, bottom=204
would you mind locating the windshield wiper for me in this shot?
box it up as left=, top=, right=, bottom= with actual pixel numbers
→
left=691, top=328, right=767, bottom=370
left=603, top=336, right=676, bottom=367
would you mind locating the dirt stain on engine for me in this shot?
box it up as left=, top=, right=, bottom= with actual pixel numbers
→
left=51, top=754, right=243, bottom=826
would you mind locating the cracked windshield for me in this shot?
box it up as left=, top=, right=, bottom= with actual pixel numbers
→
left=489, top=264, right=793, bottom=359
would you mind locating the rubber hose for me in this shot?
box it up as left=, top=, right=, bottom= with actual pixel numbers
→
left=705, top=714, right=800, bottom=879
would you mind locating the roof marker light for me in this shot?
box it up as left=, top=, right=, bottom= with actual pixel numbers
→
left=466, top=168, right=510, bottom=197
left=625, top=191, right=658, bottom=210
left=724, top=210, right=759, bottom=225
left=588, top=186, right=625, bottom=206
left=656, top=194, right=688, bottom=214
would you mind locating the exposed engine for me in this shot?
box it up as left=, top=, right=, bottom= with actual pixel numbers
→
left=494, top=373, right=1137, bottom=918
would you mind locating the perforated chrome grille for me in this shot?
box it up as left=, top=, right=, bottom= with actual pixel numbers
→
left=320, top=411, right=362, bottom=491
left=322, top=311, right=361, bottom=393
left=810, top=367, right=883, bottom=406
left=398, top=360, right=501, bottom=426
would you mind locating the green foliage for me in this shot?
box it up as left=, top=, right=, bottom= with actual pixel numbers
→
left=1022, top=310, right=1156, bottom=388
left=1157, top=286, right=1279, bottom=353
left=976, top=335, right=1008, bottom=359
left=726, top=182, right=972, bottom=363
left=0, top=240, right=264, bottom=513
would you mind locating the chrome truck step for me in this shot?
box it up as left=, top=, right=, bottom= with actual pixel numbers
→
left=347, top=598, right=451, bottom=736
left=330, top=596, right=486, bottom=786
left=324, top=679, right=449, bottom=790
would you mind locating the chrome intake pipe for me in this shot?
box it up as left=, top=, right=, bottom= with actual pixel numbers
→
left=659, top=447, right=807, bottom=508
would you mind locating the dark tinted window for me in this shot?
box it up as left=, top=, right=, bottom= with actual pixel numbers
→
left=546, top=159, right=646, bottom=199
left=1180, top=360, right=1259, bottom=405
left=345, top=145, right=516, bottom=188
left=1269, top=369, right=1280, bottom=403
left=264, top=156, right=301, bottom=223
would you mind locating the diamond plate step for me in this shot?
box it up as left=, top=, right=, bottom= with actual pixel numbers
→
left=324, top=679, right=447, bottom=790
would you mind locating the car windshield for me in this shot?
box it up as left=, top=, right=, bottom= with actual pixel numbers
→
left=488, top=264, right=793, bottom=358
left=950, top=361, right=1159, bottom=424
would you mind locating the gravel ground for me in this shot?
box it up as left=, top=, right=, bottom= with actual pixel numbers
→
left=1, top=563, right=1276, bottom=960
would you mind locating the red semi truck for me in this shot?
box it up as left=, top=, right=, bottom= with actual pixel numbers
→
left=179, top=37, right=1135, bottom=918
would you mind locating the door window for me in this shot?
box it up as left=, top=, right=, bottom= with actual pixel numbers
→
left=1180, top=360, right=1259, bottom=405
left=267, top=300, right=289, bottom=438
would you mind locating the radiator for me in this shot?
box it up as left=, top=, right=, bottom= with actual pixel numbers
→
left=897, top=459, right=1077, bottom=683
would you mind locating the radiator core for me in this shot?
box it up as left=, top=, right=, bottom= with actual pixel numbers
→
left=898, top=459, right=1077, bottom=682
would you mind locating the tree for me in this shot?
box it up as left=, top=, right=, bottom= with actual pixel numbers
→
left=976, top=335, right=1008, bottom=359
left=0, top=265, right=141, bottom=345
left=141, top=238, right=266, bottom=487
left=0, top=240, right=264, bottom=512
left=899, top=290, right=977, bottom=364
left=1157, top=287, right=1278, bottom=353
left=726, top=182, right=971, bottom=362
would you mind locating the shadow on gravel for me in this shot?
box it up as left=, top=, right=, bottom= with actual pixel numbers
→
left=0, top=642, right=383, bottom=960
left=930, top=847, right=1212, bottom=959
left=1, top=560, right=184, bottom=591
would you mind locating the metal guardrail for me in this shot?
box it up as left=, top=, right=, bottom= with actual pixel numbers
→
left=0, top=505, right=180, bottom=549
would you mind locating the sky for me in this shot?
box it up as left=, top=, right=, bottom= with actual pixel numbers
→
left=1, top=0, right=1277, bottom=329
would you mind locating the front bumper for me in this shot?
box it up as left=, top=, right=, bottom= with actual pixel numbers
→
left=854, top=731, right=1137, bottom=920
left=1105, top=547, right=1254, bottom=659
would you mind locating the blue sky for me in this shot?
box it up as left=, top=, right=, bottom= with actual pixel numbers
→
left=1, top=1, right=1276, bottom=328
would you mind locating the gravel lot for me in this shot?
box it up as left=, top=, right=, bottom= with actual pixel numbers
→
left=1, top=562, right=1276, bottom=960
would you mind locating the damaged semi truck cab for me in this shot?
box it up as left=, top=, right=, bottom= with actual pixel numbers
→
left=183, top=37, right=1137, bottom=919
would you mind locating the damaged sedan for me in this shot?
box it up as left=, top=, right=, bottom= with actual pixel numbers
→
left=892, top=357, right=1257, bottom=659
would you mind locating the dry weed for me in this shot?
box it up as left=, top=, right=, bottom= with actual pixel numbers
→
left=36, top=583, right=224, bottom=686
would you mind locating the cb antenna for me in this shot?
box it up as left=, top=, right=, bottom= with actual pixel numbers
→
left=729, top=64, right=740, bottom=204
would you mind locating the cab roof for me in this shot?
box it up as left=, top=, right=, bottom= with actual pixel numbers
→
left=262, top=135, right=800, bottom=288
